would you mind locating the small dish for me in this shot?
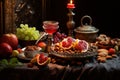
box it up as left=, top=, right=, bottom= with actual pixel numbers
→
left=17, top=52, right=32, bottom=61
left=24, top=50, right=40, bottom=58
left=17, top=47, right=41, bottom=61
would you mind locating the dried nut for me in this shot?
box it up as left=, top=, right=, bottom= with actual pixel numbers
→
left=97, top=57, right=106, bottom=62
left=97, top=57, right=101, bottom=61
left=97, top=49, right=108, bottom=53
left=71, top=51, right=75, bottom=53
left=51, top=59, right=56, bottom=63
left=27, top=63, right=34, bottom=68
left=56, top=47, right=59, bottom=50
left=106, top=55, right=112, bottom=59
left=97, top=56, right=101, bottom=58
left=112, top=54, right=117, bottom=58
left=98, top=52, right=108, bottom=57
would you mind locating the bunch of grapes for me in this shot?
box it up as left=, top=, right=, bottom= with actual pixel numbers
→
left=16, top=24, right=40, bottom=40
left=53, top=32, right=67, bottom=43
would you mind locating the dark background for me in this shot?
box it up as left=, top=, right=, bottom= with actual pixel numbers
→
left=13, top=0, right=120, bottom=38
left=43, top=0, right=120, bottom=38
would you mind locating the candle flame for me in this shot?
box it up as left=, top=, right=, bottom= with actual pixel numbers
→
left=70, top=0, right=73, bottom=4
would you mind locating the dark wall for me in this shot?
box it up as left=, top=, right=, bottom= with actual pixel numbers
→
left=14, top=0, right=120, bottom=38
left=15, top=0, right=42, bottom=30
left=45, top=0, right=120, bottom=38
left=0, top=0, right=4, bottom=35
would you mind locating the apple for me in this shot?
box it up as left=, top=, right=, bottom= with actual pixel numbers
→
left=11, top=50, right=19, bottom=57
left=17, top=48, right=23, bottom=53
left=0, top=33, right=18, bottom=50
left=0, top=42, right=13, bottom=58
left=108, top=48, right=116, bottom=55
left=37, top=41, right=46, bottom=51
left=37, top=42, right=46, bottom=48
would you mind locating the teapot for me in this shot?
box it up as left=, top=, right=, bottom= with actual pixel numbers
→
left=74, top=15, right=99, bottom=42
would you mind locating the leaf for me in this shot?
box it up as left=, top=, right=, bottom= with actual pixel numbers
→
left=0, top=59, right=8, bottom=65
left=9, top=57, right=19, bottom=64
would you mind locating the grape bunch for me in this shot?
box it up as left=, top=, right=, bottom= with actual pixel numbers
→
left=53, top=32, right=67, bottom=43
left=16, top=24, right=40, bottom=40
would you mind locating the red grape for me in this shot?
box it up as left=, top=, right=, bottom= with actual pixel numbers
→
left=53, top=32, right=67, bottom=43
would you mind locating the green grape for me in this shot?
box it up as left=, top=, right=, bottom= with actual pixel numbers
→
left=32, top=27, right=36, bottom=31
left=35, top=31, right=39, bottom=36
left=24, top=24, right=29, bottom=28
left=20, top=24, right=24, bottom=28
left=16, top=34, right=21, bottom=39
left=20, top=34, right=25, bottom=39
left=16, top=24, right=40, bottom=40
left=28, top=31, right=32, bottom=36
left=30, top=37, right=34, bottom=40
left=23, top=31, right=28, bottom=35
left=16, top=28, right=21, bottom=31
left=33, top=34, right=38, bottom=40
left=24, top=36, right=29, bottom=40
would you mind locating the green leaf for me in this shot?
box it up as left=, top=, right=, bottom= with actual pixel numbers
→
left=0, top=59, right=8, bottom=65
left=9, top=57, right=19, bottom=64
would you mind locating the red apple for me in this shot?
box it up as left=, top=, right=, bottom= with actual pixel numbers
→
left=37, top=42, right=46, bottom=48
left=0, top=33, right=18, bottom=50
left=0, top=42, right=13, bottom=58
left=37, top=41, right=46, bottom=51
left=108, top=48, right=116, bottom=55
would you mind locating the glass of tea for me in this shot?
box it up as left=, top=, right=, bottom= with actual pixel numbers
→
left=42, top=21, right=59, bottom=52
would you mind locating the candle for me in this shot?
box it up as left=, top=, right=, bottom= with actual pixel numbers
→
left=67, top=0, right=75, bottom=9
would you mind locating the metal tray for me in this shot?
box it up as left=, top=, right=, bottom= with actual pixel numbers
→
left=50, top=46, right=97, bottom=60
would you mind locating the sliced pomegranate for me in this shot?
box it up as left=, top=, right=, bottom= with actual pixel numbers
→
left=36, top=53, right=51, bottom=66
left=60, top=37, right=74, bottom=49
left=74, top=39, right=89, bottom=52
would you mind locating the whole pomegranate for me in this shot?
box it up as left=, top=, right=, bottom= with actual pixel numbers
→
left=0, top=33, right=18, bottom=49
left=0, top=42, right=13, bottom=58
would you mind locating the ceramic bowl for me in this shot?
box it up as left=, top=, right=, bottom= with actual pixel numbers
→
left=23, top=46, right=41, bottom=58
